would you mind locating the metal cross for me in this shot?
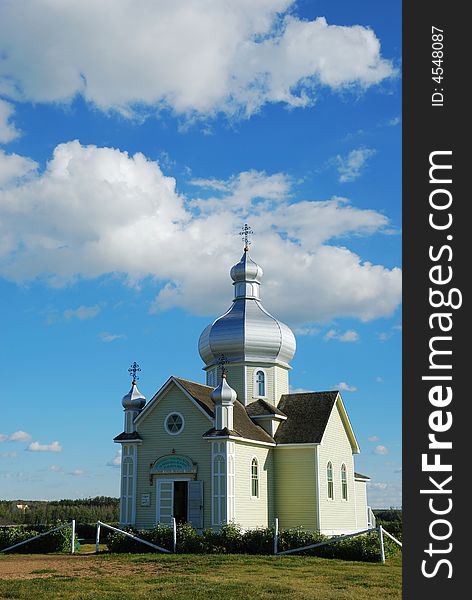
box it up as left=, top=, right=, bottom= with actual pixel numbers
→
left=217, top=354, right=229, bottom=377
left=128, top=361, right=141, bottom=382
left=239, top=223, right=254, bottom=251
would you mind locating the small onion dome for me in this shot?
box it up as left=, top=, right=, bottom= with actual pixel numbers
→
left=211, top=374, right=237, bottom=405
left=230, top=251, right=263, bottom=284
left=122, top=381, right=146, bottom=411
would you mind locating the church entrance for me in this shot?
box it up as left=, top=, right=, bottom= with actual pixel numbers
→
left=173, top=480, right=188, bottom=524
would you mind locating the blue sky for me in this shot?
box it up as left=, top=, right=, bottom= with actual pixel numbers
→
left=0, top=0, right=401, bottom=507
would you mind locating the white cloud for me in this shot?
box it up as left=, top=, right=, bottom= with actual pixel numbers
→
left=49, top=465, right=63, bottom=472
left=374, top=444, right=389, bottom=455
left=0, top=141, right=401, bottom=325
left=0, top=3, right=395, bottom=120
left=368, top=435, right=380, bottom=442
left=107, top=450, right=122, bottom=468
left=0, top=99, right=20, bottom=143
left=0, top=150, right=37, bottom=187
left=370, top=482, right=388, bottom=490
left=27, top=441, right=62, bottom=453
left=293, top=326, right=320, bottom=337
left=335, top=382, right=357, bottom=392
left=324, top=329, right=359, bottom=342
left=0, top=431, right=32, bottom=443
left=98, top=332, right=126, bottom=343
left=337, top=148, right=376, bottom=183
left=69, top=469, right=85, bottom=476
left=7, top=431, right=32, bottom=443
left=64, top=305, right=101, bottom=320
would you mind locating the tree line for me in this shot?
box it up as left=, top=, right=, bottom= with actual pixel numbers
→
left=0, top=497, right=119, bottom=525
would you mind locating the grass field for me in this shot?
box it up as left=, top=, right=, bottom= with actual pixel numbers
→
left=0, top=546, right=402, bottom=600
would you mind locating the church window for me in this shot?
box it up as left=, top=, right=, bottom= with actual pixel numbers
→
left=165, top=412, right=184, bottom=435
left=251, top=457, right=259, bottom=497
left=213, top=454, right=226, bottom=525
left=208, top=370, right=214, bottom=387
left=341, top=464, right=348, bottom=500
left=122, top=456, right=134, bottom=524
left=255, top=370, right=265, bottom=397
left=327, top=462, right=334, bottom=500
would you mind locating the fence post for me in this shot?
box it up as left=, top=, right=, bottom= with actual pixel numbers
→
left=172, top=518, right=177, bottom=553
left=95, top=521, right=101, bottom=554
left=378, top=525, right=385, bottom=563
left=71, top=519, right=76, bottom=554
left=273, top=517, right=279, bottom=555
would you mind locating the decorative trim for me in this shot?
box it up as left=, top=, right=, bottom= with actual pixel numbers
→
left=314, top=446, right=322, bottom=531
left=275, top=443, right=318, bottom=448
left=205, top=434, right=276, bottom=447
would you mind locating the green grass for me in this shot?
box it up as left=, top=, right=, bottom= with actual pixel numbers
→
left=0, top=553, right=402, bottom=600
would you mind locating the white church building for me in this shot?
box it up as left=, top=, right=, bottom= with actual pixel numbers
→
left=114, top=238, right=372, bottom=535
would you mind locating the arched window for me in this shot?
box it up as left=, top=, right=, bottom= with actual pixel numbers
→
left=256, top=370, right=265, bottom=397
left=122, top=456, right=134, bottom=524
left=213, top=454, right=226, bottom=525
left=208, top=370, right=214, bottom=387
left=251, top=458, right=259, bottom=497
left=341, top=464, right=348, bottom=500
left=327, top=462, right=334, bottom=500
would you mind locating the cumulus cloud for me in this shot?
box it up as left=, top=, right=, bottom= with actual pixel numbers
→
left=63, top=305, right=101, bottom=320
left=0, top=141, right=401, bottom=325
left=336, top=148, right=376, bottom=183
left=0, top=431, right=32, bottom=443
left=374, top=444, right=389, bottom=455
left=107, top=450, right=122, bottom=468
left=0, top=2, right=395, bottom=120
left=324, top=329, right=359, bottom=342
left=0, top=99, right=20, bottom=143
left=368, top=435, right=380, bottom=442
left=0, top=150, right=37, bottom=187
left=27, top=441, right=62, bottom=453
left=335, top=382, right=357, bottom=392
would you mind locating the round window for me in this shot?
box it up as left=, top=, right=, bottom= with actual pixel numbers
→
left=165, top=413, right=184, bottom=435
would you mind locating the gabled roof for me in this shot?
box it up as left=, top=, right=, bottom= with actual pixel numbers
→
left=176, top=379, right=274, bottom=445
left=274, top=391, right=360, bottom=453
left=246, top=398, right=287, bottom=419
left=354, top=471, right=371, bottom=481
left=135, top=376, right=274, bottom=445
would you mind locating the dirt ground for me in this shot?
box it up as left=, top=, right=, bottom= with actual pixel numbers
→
left=0, top=552, right=160, bottom=580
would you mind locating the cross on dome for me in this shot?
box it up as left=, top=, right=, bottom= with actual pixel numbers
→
left=217, top=354, right=229, bottom=377
left=239, top=223, right=254, bottom=251
left=128, top=361, right=141, bottom=383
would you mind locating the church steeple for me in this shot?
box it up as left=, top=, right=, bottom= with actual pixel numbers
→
left=121, top=362, right=146, bottom=433
left=211, top=361, right=236, bottom=430
left=198, top=226, right=296, bottom=406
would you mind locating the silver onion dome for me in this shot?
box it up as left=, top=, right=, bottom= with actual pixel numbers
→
left=198, top=250, right=296, bottom=368
left=211, top=373, right=237, bottom=405
left=122, top=381, right=146, bottom=411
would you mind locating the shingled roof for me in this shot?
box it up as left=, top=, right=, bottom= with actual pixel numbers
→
left=246, top=398, right=287, bottom=418
left=113, top=431, right=143, bottom=442
left=274, top=391, right=339, bottom=444
left=176, top=378, right=275, bottom=444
